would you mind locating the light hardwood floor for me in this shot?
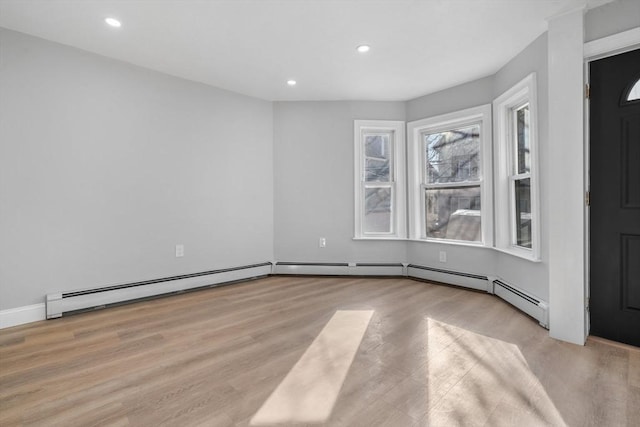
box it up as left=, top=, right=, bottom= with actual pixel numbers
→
left=0, top=276, right=638, bottom=426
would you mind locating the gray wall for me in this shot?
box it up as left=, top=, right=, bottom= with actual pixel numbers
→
left=0, top=29, right=274, bottom=309
left=273, top=101, right=407, bottom=263
left=406, top=76, right=494, bottom=122
left=585, top=0, right=640, bottom=42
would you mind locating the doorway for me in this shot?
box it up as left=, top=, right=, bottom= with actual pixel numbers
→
left=589, top=48, right=640, bottom=347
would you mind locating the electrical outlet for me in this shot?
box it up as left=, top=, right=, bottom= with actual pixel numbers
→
left=319, top=237, right=326, bottom=248
left=439, top=251, right=447, bottom=263
left=175, top=244, right=184, bottom=257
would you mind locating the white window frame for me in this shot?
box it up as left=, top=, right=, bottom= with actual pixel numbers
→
left=407, top=105, right=493, bottom=246
left=493, top=73, right=540, bottom=261
left=354, top=120, right=406, bottom=239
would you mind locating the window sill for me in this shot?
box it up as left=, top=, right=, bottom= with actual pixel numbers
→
left=354, top=237, right=492, bottom=248
left=406, top=238, right=493, bottom=249
left=493, top=246, right=541, bottom=263
left=352, top=237, right=407, bottom=241
left=352, top=237, right=541, bottom=261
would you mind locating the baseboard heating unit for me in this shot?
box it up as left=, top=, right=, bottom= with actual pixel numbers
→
left=273, top=262, right=405, bottom=276
left=407, top=264, right=490, bottom=292
left=46, top=262, right=273, bottom=319
left=492, top=278, right=549, bottom=328
left=43, top=260, right=549, bottom=332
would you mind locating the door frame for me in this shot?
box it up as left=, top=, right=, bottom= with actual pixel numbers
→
left=583, top=27, right=640, bottom=339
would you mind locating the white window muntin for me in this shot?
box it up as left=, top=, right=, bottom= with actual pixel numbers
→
left=493, top=73, right=540, bottom=260
left=407, top=105, right=493, bottom=245
left=354, top=120, right=406, bottom=239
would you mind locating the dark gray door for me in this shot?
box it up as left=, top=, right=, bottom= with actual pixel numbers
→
left=589, top=48, right=640, bottom=347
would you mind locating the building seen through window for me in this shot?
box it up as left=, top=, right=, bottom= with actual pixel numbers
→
left=424, top=125, right=481, bottom=241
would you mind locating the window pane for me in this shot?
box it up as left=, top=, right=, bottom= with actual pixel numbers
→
left=364, top=134, right=391, bottom=182
left=516, top=105, right=530, bottom=174
left=364, top=187, right=392, bottom=233
left=425, top=186, right=481, bottom=241
left=515, top=178, right=532, bottom=248
left=424, top=125, right=480, bottom=184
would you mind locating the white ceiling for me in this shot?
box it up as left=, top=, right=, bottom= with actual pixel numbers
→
left=0, top=0, right=610, bottom=101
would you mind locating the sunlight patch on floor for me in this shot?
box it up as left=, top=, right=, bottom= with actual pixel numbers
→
left=250, top=310, right=374, bottom=425
left=423, top=318, right=567, bottom=426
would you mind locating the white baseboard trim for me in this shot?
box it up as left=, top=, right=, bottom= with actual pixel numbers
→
left=0, top=303, right=46, bottom=329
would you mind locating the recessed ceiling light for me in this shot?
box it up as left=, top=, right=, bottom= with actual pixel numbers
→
left=287, top=80, right=297, bottom=86
left=105, top=17, right=122, bottom=28
left=357, top=45, right=370, bottom=53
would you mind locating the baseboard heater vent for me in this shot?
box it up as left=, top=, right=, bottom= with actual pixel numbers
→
left=407, top=264, right=490, bottom=292
left=492, top=279, right=549, bottom=328
left=46, top=262, right=273, bottom=319
left=273, top=262, right=405, bottom=276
